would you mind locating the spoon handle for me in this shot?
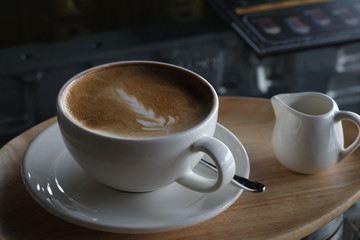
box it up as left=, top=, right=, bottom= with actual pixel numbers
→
left=200, top=159, right=265, bottom=193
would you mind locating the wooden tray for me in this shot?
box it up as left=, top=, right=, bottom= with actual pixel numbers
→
left=1, top=97, right=359, bottom=240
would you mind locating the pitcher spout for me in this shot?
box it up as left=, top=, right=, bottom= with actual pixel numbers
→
left=271, top=93, right=293, bottom=118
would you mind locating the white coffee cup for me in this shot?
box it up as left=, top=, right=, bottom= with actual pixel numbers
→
left=57, top=61, right=236, bottom=192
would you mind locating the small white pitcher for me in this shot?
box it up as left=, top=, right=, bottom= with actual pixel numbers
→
left=271, top=92, right=360, bottom=174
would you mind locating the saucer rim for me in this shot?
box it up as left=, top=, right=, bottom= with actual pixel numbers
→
left=21, top=122, right=249, bottom=233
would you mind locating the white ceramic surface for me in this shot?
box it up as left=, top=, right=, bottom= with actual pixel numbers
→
left=57, top=61, right=236, bottom=193
left=272, top=92, right=360, bottom=174
left=22, top=123, right=249, bottom=233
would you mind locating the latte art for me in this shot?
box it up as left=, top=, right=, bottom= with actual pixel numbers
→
left=62, top=63, right=213, bottom=138
left=116, top=88, right=178, bottom=134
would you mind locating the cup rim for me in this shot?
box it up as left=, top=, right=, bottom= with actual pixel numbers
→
left=57, top=60, right=218, bottom=141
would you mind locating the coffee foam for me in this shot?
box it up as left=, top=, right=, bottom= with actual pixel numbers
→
left=62, top=63, right=213, bottom=138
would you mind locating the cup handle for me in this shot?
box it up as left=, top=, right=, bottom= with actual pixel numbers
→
left=334, top=111, right=360, bottom=160
left=176, top=136, right=236, bottom=193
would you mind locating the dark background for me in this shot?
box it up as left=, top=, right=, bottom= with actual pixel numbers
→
left=1, top=0, right=360, bottom=146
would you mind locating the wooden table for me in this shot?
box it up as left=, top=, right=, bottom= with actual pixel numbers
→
left=1, top=97, right=360, bottom=240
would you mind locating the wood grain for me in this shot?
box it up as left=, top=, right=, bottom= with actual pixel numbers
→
left=0, top=97, right=359, bottom=240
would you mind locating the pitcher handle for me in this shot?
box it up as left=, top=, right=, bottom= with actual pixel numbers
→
left=335, top=111, right=360, bottom=160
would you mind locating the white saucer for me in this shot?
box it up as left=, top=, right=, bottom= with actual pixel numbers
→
left=22, top=123, right=249, bottom=233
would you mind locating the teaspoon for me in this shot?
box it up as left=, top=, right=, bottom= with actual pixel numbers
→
left=200, top=159, right=265, bottom=193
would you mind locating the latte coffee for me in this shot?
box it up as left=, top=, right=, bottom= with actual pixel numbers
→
left=61, top=62, right=213, bottom=138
